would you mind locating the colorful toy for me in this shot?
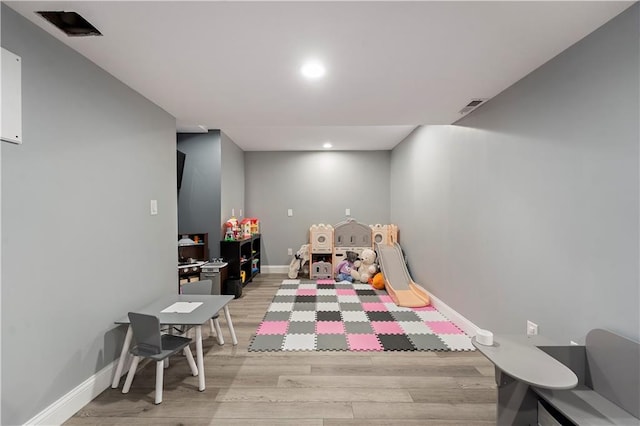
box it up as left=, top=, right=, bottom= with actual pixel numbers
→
left=351, top=248, right=378, bottom=283
left=334, top=250, right=358, bottom=282
left=372, top=272, right=385, bottom=290
left=240, top=218, right=252, bottom=238
left=248, top=218, right=260, bottom=235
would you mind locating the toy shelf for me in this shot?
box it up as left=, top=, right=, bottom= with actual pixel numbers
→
left=220, top=234, right=261, bottom=285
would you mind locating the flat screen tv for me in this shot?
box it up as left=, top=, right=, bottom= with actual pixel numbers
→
left=177, top=150, right=186, bottom=190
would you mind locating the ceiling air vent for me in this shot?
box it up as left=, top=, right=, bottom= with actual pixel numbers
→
left=37, top=11, right=102, bottom=37
left=459, top=98, right=487, bottom=115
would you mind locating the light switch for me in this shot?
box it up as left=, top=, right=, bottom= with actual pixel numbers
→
left=345, top=208, right=351, bottom=216
left=287, top=209, right=293, bottom=217
left=150, top=199, right=158, bottom=215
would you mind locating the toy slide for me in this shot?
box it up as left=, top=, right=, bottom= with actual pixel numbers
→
left=375, top=242, right=430, bottom=308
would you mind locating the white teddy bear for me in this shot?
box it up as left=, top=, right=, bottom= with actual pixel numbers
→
left=351, top=248, right=378, bottom=283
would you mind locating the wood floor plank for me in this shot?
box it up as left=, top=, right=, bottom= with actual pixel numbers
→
left=352, top=402, right=495, bottom=420
left=324, top=420, right=495, bottom=426
left=215, top=387, right=413, bottom=402
left=310, top=364, right=482, bottom=377
left=278, top=374, right=459, bottom=388
left=408, top=387, right=497, bottom=403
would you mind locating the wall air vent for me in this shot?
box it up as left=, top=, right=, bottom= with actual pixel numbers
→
left=459, top=98, right=487, bottom=115
left=37, top=11, right=102, bottom=37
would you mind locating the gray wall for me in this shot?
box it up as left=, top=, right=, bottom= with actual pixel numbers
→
left=245, top=151, right=391, bottom=266
left=177, top=131, right=221, bottom=258
left=1, top=6, right=178, bottom=425
left=390, top=4, right=639, bottom=343
left=220, top=131, right=245, bottom=229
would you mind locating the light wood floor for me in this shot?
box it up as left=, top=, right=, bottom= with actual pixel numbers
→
left=66, top=274, right=497, bottom=425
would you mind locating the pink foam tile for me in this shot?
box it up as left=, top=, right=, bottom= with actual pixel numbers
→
left=256, top=321, right=289, bottom=335
left=371, top=321, right=404, bottom=334
left=425, top=321, right=463, bottom=335
left=316, top=321, right=346, bottom=334
left=362, top=302, right=388, bottom=312
left=347, top=334, right=383, bottom=351
left=316, top=279, right=336, bottom=284
left=296, top=289, right=317, bottom=296
left=378, top=295, right=394, bottom=303
left=411, top=305, right=436, bottom=311
left=336, top=289, right=357, bottom=296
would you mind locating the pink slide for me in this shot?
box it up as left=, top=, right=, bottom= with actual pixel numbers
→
left=375, top=242, right=430, bottom=308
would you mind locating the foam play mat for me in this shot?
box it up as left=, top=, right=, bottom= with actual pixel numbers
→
left=248, top=279, right=475, bottom=352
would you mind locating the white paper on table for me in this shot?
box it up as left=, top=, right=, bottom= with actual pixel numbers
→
left=161, top=302, right=203, bottom=313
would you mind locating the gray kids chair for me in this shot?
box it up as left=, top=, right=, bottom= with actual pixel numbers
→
left=122, top=312, right=198, bottom=404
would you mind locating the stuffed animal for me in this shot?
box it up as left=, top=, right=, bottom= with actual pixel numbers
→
left=371, top=272, right=385, bottom=290
left=335, top=251, right=358, bottom=282
left=288, top=244, right=310, bottom=279
left=351, top=248, right=378, bottom=283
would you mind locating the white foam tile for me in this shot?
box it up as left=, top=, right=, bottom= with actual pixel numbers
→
left=317, top=289, right=337, bottom=295
left=316, top=302, right=340, bottom=311
left=282, top=279, right=300, bottom=284
left=438, top=334, right=475, bottom=351
left=276, top=289, right=298, bottom=296
left=267, top=302, right=294, bottom=312
left=414, top=310, right=448, bottom=321
left=290, top=311, right=316, bottom=322
left=298, top=284, right=317, bottom=289
left=352, top=283, right=372, bottom=290
left=398, top=321, right=433, bottom=334
left=337, top=295, right=361, bottom=303
left=283, top=333, right=316, bottom=351
left=341, top=311, right=369, bottom=322
left=384, top=303, right=413, bottom=312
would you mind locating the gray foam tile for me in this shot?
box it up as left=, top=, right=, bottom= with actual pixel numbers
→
left=339, top=303, right=363, bottom=311
left=316, top=334, right=349, bottom=351
left=389, top=311, right=423, bottom=322
left=262, top=311, right=291, bottom=321
left=358, top=295, right=383, bottom=303
left=287, top=321, right=316, bottom=334
left=293, top=302, right=317, bottom=311
left=316, top=295, right=339, bottom=303
left=406, top=334, right=449, bottom=351
left=248, top=335, right=286, bottom=351
left=272, top=295, right=296, bottom=303
left=345, top=321, right=374, bottom=334
left=279, top=284, right=300, bottom=289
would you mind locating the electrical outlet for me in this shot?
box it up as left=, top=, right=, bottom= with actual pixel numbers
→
left=345, top=208, right=351, bottom=216
left=287, top=209, right=293, bottom=217
left=526, top=320, right=538, bottom=336
left=287, top=248, right=293, bottom=256
left=150, top=199, right=158, bottom=215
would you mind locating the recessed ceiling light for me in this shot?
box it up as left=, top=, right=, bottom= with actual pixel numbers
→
left=301, top=60, right=326, bottom=79
left=323, top=142, right=332, bottom=149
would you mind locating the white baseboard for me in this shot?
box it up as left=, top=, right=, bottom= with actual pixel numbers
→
left=261, top=265, right=289, bottom=274
left=25, top=359, right=120, bottom=426
left=415, top=284, right=480, bottom=336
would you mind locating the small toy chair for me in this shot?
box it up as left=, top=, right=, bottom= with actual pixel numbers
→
left=180, top=279, right=225, bottom=345
left=122, top=312, right=198, bottom=404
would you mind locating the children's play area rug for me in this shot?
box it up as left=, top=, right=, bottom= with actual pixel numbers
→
left=248, top=279, right=475, bottom=352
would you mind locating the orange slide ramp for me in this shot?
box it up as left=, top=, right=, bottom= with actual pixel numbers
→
left=375, top=242, right=430, bottom=308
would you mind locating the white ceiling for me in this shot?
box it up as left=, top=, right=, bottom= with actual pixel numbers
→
left=6, top=1, right=633, bottom=151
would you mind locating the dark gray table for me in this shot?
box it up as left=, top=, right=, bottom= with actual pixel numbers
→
left=112, top=294, right=236, bottom=391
